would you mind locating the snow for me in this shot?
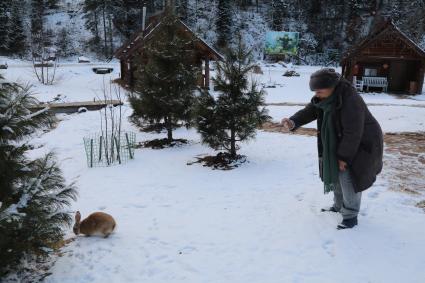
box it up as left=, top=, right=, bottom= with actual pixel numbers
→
left=0, top=58, right=121, bottom=103
left=267, top=105, right=425, bottom=133
left=257, top=65, right=425, bottom=105
left=2, top=60, right=425, bottom=282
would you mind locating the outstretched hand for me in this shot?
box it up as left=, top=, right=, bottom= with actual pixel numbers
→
left=281, top=118, right=295, bottom=132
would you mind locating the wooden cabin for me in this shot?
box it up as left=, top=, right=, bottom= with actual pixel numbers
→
left=341, top=20, right=425, bottom=94
left=114, top=10, right=223, bottom=90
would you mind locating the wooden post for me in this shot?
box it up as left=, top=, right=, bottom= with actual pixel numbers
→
left=417, top=62, right=425, bottom=95
left=114, top=136, right=121, bottom=164
left=125, top=133, right=133, bottom=159
left=99, top=135, right=103, bottom=161
left=205, top=58, right=210, bottom=89
left=90, top=139, right=93, bottom=168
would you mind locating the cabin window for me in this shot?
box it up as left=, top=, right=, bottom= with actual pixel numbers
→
left=364, top=68, right=378, bottom=76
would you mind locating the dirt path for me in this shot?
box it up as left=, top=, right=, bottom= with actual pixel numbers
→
left=261, top=122, right=425, bottom=206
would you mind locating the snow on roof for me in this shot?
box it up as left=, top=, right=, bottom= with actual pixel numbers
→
left=178, top=20, right=224, bottom=60
left=115, top=17, right=223, bottom=61
left=342, top=20, right=425, bottom=61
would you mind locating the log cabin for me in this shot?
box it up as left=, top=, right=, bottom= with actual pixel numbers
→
left=341, top=19, right=425, bottom=94
left=114, top=2, right=223, bottom=90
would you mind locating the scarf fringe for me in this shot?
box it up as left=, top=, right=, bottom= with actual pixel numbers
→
left=324, top=183, right=338, bottom=194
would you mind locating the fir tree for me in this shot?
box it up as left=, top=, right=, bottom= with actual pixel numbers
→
left=0, top=1, right=11, bottom=55
left=270, top=0, right=287, bottom=31
left=129, top=14, right=199, bottom=144
left=56, top=27, right=75, bottom=57
left=31, top=0, right=44, bottom=38
left=8, top=1, right=27, bottom=56
left=216, top=0, right=232, bottom=49
left=83, top=0, right=122, bottom=58
left=0, top=80, right=77, bottom=278
left=195, top=41, right=270, bottom=159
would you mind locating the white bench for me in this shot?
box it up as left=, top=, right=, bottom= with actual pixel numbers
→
left=363, top=76, right=388, bottom=92
left=352, top=76, right=364, bottom=92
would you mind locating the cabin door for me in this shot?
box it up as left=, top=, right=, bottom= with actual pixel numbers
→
left=389, top=60, right=409, bottom=92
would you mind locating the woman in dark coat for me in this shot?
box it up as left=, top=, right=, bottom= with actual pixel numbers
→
left=281, top=68, right=383, bottom=229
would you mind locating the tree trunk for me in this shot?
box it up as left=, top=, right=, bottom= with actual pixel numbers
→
left=230, top=128, right=236, bottom=158
left=166, top=117, right=173, bottom=143
left=108, top=14, right=113, bottom=58
left=102, top=6, right=108, bottom=58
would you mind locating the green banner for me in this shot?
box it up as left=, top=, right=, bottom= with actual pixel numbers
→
left=265, top=31, right=299, bottom=55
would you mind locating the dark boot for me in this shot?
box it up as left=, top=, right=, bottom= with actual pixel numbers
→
left=337, top=217, right=358, bottom=230
left=321, top=206, right=339, bottom=213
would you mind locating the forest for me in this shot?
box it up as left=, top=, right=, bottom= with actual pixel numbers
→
left=0, top=0, right=424, bottom=60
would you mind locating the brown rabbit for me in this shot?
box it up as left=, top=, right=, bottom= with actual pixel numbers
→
left=73, top=211, right=116, bottom=238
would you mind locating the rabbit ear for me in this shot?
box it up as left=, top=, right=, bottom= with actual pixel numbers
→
left=75, top=211, right=81, bottom=222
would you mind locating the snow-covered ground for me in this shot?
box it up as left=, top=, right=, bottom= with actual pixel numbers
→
left=2, top=60, right=425, bottom=282
left=0, top=57, right=120, bottom=103
left=267, top=105, right=425, bottom=133
left=258, top=64, right=425, bottom=106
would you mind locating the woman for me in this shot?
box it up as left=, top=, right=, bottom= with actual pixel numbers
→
left=281, top=68, right=383, bottom=229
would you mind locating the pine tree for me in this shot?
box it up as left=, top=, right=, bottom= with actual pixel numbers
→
left=83, top=0, right=122, bottom=58
left=0, top=1, right=11, bottom=55
left=129, top=14, right=199, bottom=144
left=0, top=80, right=77, bottom=278
left=31, top=0, right=44, bottom=39
left=216, top=0, right=232, bottom=49
left=177, top=0, right=189, bottom=22
left=8, top=1, right=27, bottom=56
left=270, top=0, right=287, bottom=31
left=195, top=41, right=270, bottom=159
left=56, top=27, right=75, bottom=57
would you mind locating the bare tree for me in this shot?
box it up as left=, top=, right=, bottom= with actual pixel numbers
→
left=30, top=32, right=59, bottom=85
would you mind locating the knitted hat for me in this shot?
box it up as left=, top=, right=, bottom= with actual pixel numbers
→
left=309, top=68, right=341, bottom=91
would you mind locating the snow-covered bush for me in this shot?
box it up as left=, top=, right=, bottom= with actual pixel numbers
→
left=0, top=79, right=77, bottom=280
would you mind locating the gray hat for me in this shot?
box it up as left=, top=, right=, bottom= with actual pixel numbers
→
left=309, top=68, right=341, bottom=91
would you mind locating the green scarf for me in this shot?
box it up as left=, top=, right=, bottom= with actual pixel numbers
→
left=313, top=93, right=339, bottom=194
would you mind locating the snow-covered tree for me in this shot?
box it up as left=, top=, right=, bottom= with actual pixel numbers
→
left=0, top=80, right=77, bottom=278
left=195, top=41, right=270, bottom=159
left=31, top=0, right=44, bottom=39
left=129, top=14, right=199, bottom=144
left=216, top=0, right=233, bottom=49
left=56, top=27, right=75, bottom=57
left=0, top=1, right=11, bottom=55
left=8, top=1, right=27, bottom=56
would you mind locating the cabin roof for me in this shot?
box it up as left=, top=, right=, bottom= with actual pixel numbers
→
left=114, top=14, right=223, bottom=61
left=341, top=20, right=425, bottom=63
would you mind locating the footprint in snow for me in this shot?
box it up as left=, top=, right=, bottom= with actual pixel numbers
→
left=322, top=240, right=335, bottom=257
left=178, top=246, right=197, bottom=255
left=368, top=191, right=379, bottom=199
left=294, top=193, right=304, bottom=201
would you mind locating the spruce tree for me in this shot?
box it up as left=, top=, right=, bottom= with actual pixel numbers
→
left=8, top=1, right=27, bottom=56
left=0, top=80, right=77, bottom=279
left=195, top=41, right=270, bottom=159
left=56, top=27, right=74, bottom=57
left=216, top=0, right=232, bottom=49
left=0, top=1, right=11, bottom=55
left=271, top=0, right=287, bottom=31
left=129, top=14, right=199, bottom=144
left=31, top=0, right=44, bottom=38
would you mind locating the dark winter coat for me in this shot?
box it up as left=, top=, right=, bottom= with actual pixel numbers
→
left=290, top=78, right=384, bottom=192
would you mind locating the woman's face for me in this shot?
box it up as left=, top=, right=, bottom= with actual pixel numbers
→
left=314, top=87, right=334, bottom=99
